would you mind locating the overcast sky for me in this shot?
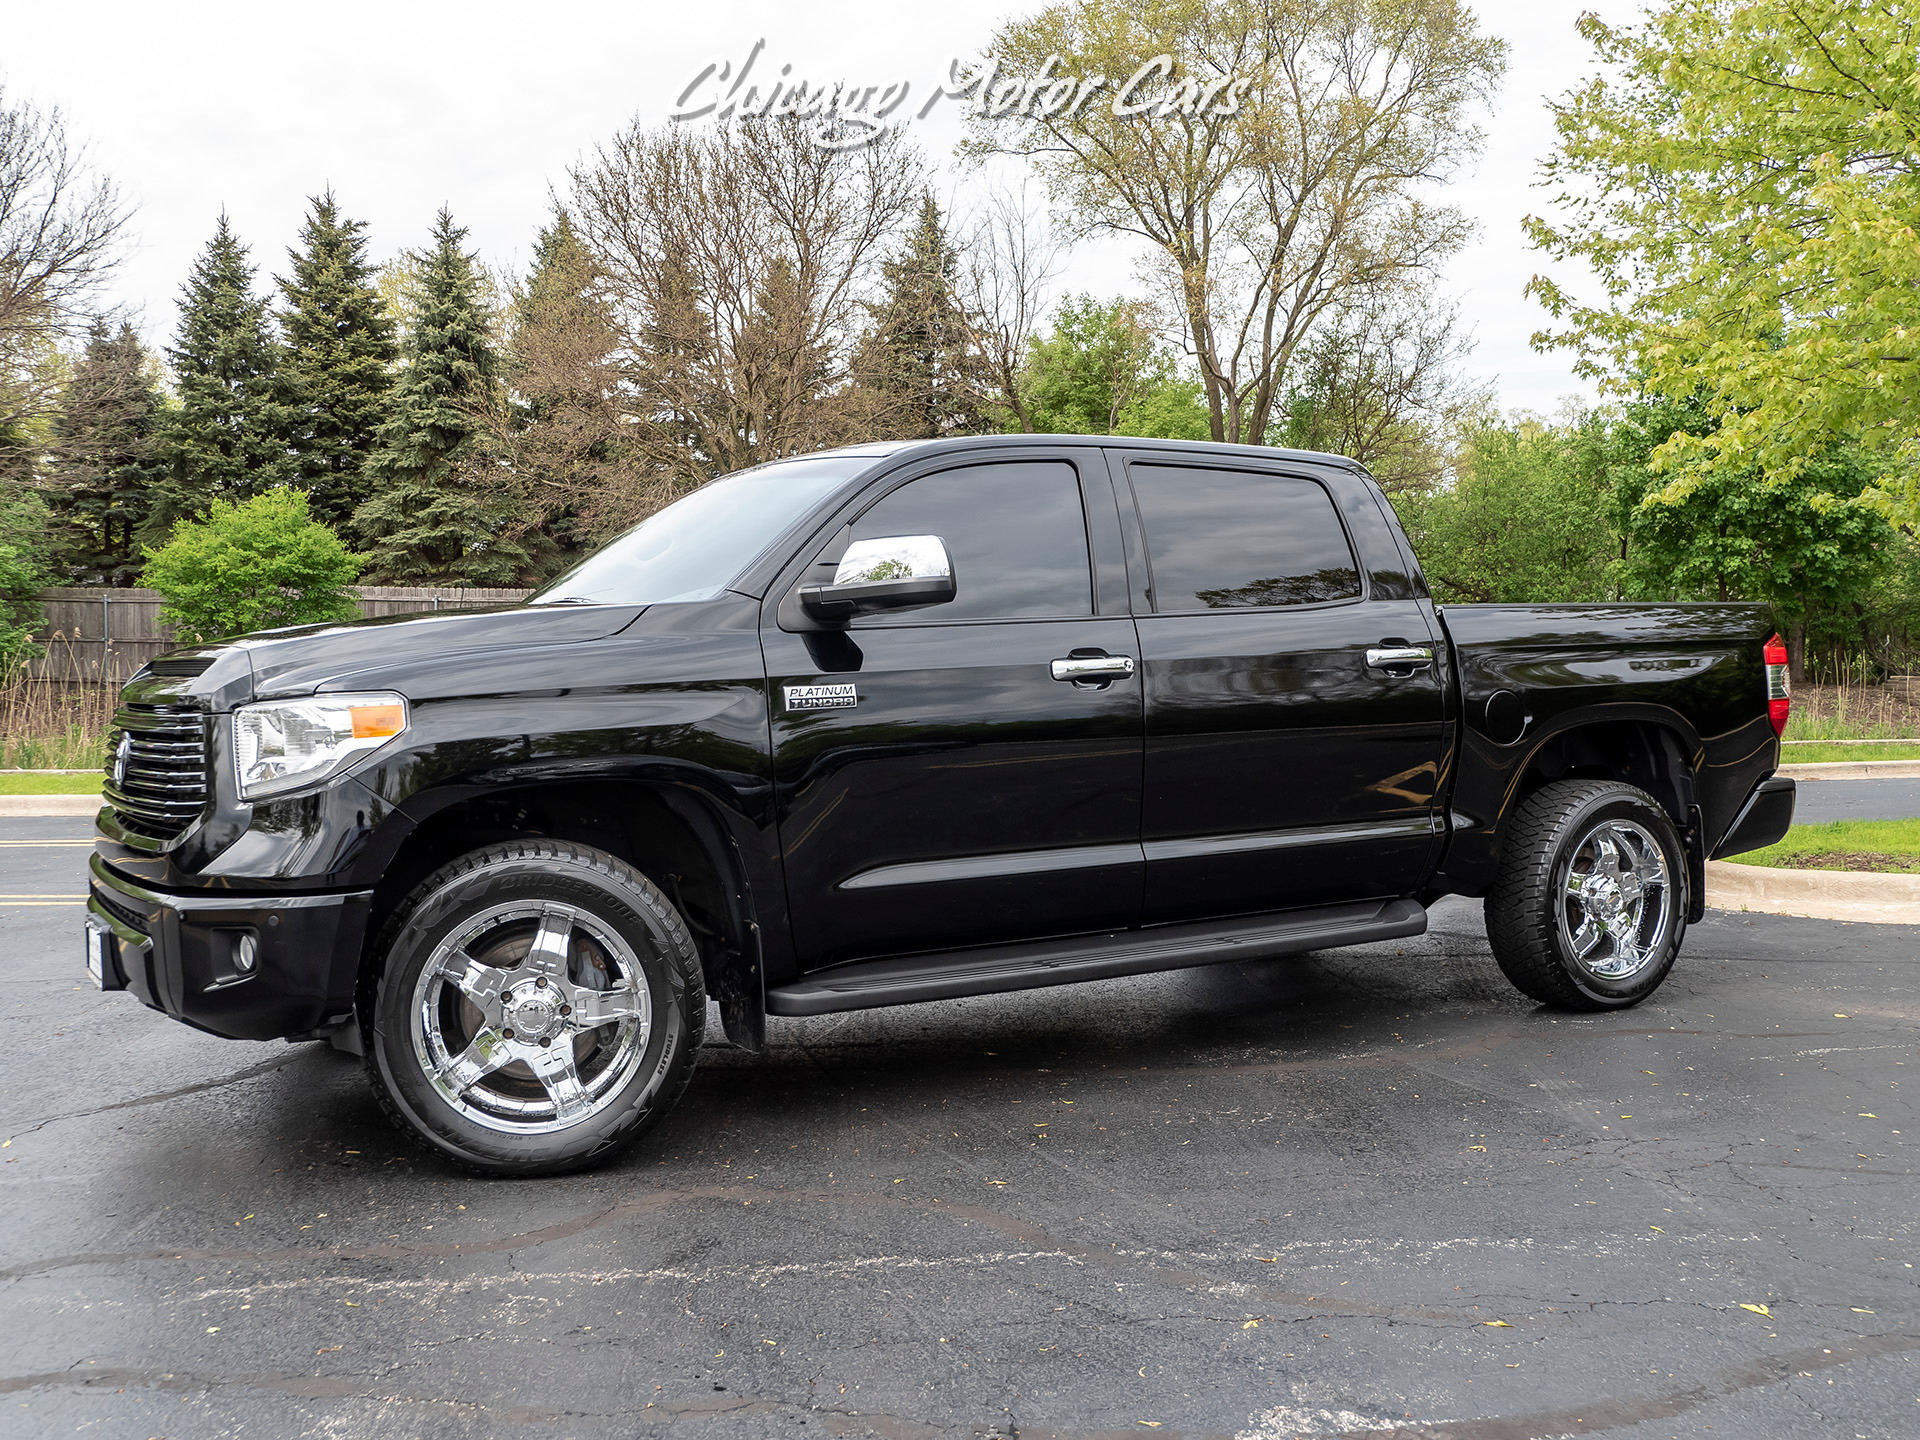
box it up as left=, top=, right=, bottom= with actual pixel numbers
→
left=8, top=0, right=1639, bottom=418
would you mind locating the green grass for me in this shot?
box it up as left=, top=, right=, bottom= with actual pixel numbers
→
left=0, top=772, right=103, bottom=795
left=1725, top=818, right=1920, bottom=872
left=1779, top=741, right=1920, bottom=764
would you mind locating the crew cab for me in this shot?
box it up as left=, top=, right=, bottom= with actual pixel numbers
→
left=84, top=436, right=1797, bottom=1174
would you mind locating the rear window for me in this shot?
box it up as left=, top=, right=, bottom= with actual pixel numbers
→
left=1128, top=465, right=1361, bottom=611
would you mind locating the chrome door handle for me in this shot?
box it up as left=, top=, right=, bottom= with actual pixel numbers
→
left=1051, top=655, right=1136, bottom=682
left=1366, top=646, right=1433, bottom=670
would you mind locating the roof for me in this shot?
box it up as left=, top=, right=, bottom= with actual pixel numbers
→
left=799, top=432, right=1365, bottom=473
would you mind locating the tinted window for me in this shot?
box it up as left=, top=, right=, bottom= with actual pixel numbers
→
left=530, top=455, right=865, bottom=606
left=848, top=461, right=1091, bottom=622
left=1129, top=466, right=1361, bottom=611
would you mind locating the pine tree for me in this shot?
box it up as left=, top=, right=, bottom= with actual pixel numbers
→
left=147, top=215, right=294, bottom=544
left=277, top=191, right=397, bottom=531
left=46, top=320, right=163, bottom=582
left=859, top=194, right=991, bottom=440
left=354, top=209, right=528, bottom=584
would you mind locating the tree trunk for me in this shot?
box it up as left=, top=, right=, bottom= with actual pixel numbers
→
left=1787, top=617, right=1808, bottom=685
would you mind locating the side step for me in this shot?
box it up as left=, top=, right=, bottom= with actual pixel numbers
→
left=765, top=897, right=1427, bottom=1018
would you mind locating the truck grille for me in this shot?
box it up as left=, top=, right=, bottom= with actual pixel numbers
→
left=104, top=703, right=210, bottom=841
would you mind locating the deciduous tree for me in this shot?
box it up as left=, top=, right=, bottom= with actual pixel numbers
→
left=496, top=211, right=628, bottom=567
left=968, top=0, right=1505, bottom=444
left=1528, top=3, right=1920, bottom=514
left=1274, top=280, right=1485, bottom=496
left=1399, top=413, right=1621, bottom=604
left=1604, top=393, right=1894, bottom=680
left=0, top=486, right=50, bottom=666
left=1023, top=294, right=1209, bottom=438
left=0, top=86, right=131, bottom=445
left=568, top=117, right=921, bottom=496
left=954, top=183, right=1062, bottom=433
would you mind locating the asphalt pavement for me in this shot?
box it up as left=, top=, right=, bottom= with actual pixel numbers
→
left=1791, top=775, right=1920, bottom=824
left=2, top=819, right=1917, bottom=1439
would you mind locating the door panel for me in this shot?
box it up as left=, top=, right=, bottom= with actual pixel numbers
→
left=1138, top=600, right=1445, bottom=921
left=767, top=618, right=1143, bottom=965
left=1118, top=460, right=1447, bottom=923
left=766, top=456, right=1144, bottom=969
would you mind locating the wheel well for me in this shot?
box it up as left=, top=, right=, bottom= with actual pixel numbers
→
left=364, top=781, right=753, bottom=1009
left=1513, top=721, right=1696, bottom=832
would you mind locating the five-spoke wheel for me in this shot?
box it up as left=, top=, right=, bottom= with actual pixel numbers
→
left=1558, top=818, right=1672, bottom=985
left=413, top=901, right=654, bottom=1133
left=363, top=842, right=704, bottom=1175
left=1487, top=781, right=1688, bottom=1011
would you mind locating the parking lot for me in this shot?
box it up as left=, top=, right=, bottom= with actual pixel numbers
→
left=2, top=812, right=1916, bottom=1439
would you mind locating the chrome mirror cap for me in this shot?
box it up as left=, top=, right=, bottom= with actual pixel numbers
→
left=834, top=535, right=952, bottom=585
left=801, top=535, right=957, bottom=624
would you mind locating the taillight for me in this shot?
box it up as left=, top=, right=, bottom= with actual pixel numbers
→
left=1763, top=632, right=1790, bottom=736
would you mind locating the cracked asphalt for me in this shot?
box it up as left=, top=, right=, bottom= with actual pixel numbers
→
left=2, top=815, right=1917, bottom=1439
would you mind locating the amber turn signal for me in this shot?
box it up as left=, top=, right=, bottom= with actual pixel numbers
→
left=350, top=704, right=406, bottom=739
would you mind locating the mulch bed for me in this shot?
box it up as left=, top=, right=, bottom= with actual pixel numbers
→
left=1758, top=851, right=1920, bottom=874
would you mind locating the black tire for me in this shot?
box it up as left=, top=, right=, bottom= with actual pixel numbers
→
left=1485, top=780, right=1689, bottom=1012
left=359, top=840, right=705, bottom=1176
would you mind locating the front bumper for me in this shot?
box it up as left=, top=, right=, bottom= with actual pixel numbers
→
left=86, top=852, right=373, bottom=1041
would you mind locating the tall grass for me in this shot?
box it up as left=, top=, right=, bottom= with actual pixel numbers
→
left=1783, top=682, right=1920, bottom=741
left=0, top=632, right=117, bottom=771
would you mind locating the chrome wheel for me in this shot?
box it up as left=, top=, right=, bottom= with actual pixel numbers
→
left=1557, top=818, right=1672, bottom=982
left=409, top=901, right=653, bottom=1135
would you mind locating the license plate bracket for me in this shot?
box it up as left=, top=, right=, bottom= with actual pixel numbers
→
left=84, top=915, right=126, bottom=992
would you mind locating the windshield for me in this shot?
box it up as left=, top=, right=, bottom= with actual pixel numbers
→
left=529, top=455, right=871, bottom=606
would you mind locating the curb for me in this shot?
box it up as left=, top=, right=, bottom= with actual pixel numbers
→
left=1778, top=759, right=1920, bottom=779
left=0, top=795, right=103, bottom=818
left=1706, top=859, right=1920, bottom=924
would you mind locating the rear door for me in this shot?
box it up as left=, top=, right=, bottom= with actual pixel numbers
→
left=764, top=450, right=1144, bottom=968
left=1110, top=454, right=1448, bottom=923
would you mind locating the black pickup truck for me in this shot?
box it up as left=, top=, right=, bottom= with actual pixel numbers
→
left=84, top=436, right=1797, bottom=1174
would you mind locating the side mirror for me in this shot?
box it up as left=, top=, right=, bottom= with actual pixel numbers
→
left=800, top=535, right=956, bottom=625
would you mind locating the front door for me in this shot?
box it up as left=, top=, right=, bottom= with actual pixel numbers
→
left=1116, top=458, right=1449, bottom=923
left=765, top=455, right=1144, bottom=968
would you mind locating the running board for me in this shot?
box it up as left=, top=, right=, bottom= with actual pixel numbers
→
left=765, top=897, right=1428, bottom=1018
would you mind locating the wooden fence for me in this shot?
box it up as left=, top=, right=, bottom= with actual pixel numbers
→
left=28, top=586, right=533, bottom=684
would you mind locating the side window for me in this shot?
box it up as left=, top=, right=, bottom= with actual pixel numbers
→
left=847, top=461, right=1091, bottom=623
left=1129, top=465, right=1361, bottom=611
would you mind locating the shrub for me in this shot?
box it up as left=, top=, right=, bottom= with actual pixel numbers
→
left=143, top=488, right=362, bottom=643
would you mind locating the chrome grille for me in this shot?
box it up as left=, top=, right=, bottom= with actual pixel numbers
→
left=104, top=703, right=210, bottom=841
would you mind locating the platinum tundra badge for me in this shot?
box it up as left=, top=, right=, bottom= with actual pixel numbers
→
left=784, top=683, right=858, bottom=711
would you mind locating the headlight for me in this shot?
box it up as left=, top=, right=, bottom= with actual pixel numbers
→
left=232, top=692, right=408, bottom=801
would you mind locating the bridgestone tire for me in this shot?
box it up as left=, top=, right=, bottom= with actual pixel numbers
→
left=1485, top=781, right=1688, bottom=1012
left=360, top=841, right=705, bottom=1176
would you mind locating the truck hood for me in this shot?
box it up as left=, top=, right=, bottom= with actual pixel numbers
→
left=178, top=603, right=651, bottom=706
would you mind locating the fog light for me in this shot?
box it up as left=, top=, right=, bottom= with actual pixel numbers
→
left=236, top=932, right=258, bottom=973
